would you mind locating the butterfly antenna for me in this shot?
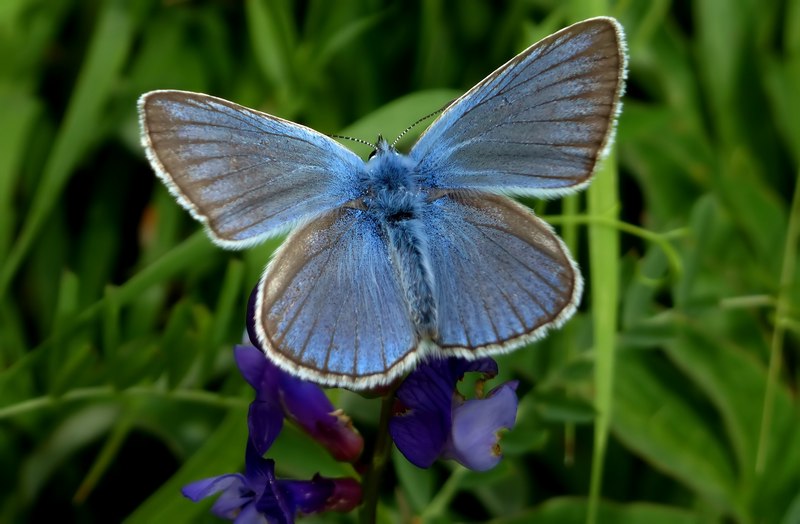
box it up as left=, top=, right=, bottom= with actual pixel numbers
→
left=391, top=104, right=450, bottom=147
left=330, top=134, right=375, bottom=149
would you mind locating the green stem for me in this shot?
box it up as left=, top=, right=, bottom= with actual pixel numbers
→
left=544, top=214, right=686, bottom=278
left=360, top=390, right=396, bottom=524
left=561, top=195, right=579, bottom=466
left=755, top=171, right=800, bottom=473
left=421, top=465, right=469, bottom=520
left=74, top=409, right=137, bottom=503
left=586, top=151, right=620, bottom=524
left=0, top=385, right=247, bottom=420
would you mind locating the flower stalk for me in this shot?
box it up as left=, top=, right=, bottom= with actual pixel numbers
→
left=359, top=389, right=397, bottom=524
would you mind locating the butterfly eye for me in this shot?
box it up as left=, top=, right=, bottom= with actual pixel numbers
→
left=368, top=149, right=378, bottom=160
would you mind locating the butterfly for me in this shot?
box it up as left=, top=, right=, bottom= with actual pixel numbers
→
left=138, top=17, right=627, bottom=389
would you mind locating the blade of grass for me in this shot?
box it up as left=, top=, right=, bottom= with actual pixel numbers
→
left=0, top=385, right=247, bottom=421
left=29, top=232, right=215, bottom=363
left=73, top=409, right=136, bottom=503
left=586, top=152, right=621, bottom=524
left=312, top=11, right=385, bottom=70
left=420, top=465, right=470, bottom=521
left=209, top=259, right=246, bottom=349
left=756, top=171, right=800, bottom=473
left=543, top=215, right=684, bottom=279
left=561, top=194, right=579, bottom=466
left=0, top=0, right=135, bottom=297
left=563, top=5, right=619, bottom=523
left=0, top=93, right=40, bottom=256
left=245, top=0, right=298, bottom=115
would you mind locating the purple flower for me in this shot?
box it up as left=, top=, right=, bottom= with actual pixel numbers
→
left=389, top=357, right=518, bottom=471
left=234, top=344, right=364, bottom=463
left=182, top=441, right=362, bottom=523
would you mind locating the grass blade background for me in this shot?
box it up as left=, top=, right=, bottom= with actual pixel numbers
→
left=0, top=0, right=137, bottom=297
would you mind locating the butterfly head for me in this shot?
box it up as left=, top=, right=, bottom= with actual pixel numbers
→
left=367, top=135, right=396, bottom=161
left=359, top=134, right=422, bottom=222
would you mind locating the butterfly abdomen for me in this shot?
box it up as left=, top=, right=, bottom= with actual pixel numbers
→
left=384, top=216, right=438, bottom=339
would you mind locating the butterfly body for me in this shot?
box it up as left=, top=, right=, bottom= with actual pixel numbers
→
left=139, top=17, right=628, bottom=389
left=357, top=137, right=438, bottom=338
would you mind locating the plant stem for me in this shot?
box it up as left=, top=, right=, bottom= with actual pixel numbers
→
left=586, top=151, right=620, bottom=524
left=755, top=170, right=800, bottom=473
left=359, top=390, right=396, bottom=524
left=0, top=385, right=248, bottom=420
left=421, top=465, right=468, bottom=520
left=562, top=194, right=579, bottom=466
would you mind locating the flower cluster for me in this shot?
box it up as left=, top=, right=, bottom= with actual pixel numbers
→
left=182, top=440, right=360, bottom=523
left=183, top=293, right=520, bottom=523
left=182, top=342, right=364, bottom=523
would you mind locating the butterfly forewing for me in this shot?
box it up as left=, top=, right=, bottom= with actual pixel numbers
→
left=254, top=208, right=419, bottom=388
left=411, top=17, right=626, bottom=197
left=139, top=90, right=366, bottom=248
left=423, top=193, right=580, bottom=353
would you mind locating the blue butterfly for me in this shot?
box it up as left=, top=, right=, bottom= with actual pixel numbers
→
left=138, top=17, right=627, bottom=389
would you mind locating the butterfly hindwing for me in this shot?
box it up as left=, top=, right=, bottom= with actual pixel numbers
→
left=139, top=90, right=366, bottom=248
left=411, top=17, right=626, bottom=197
left=422, top=193, right=580, bottom=353
left=254, top=207, right=419, bottom=388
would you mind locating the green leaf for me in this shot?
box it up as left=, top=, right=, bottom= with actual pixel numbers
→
left=612, top=350, right=741, bottom=517
left=0, top=91, right=40, bottom=254
left=160, top=300, right=200, bottom=389
left=245, top=0, right=298, bottom=113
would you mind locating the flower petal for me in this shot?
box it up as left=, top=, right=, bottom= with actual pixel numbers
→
left=280, top=476, right=334, bottom=515
left=244, top=441, right=274, bottom=490
left=389, top=369, right=450, bottom=468
left=245, top=443, right=296, bottom=523
left=182, top=473, right=247, bottom=502
left=279, top=376, right=363, bottom=462
left=444, top=381, right=519, bottom=471
left=248, top=401, right=285, bottom=456
left=235, top=333, right=364, bottom=462
left=279, top=475, right=362, bottom=516
left=389, top=403, right=445, bottom=468
left=234, top=344, right=276, bottom=398
left=323, top=477, right=363, bottom=512
left=389, top=356, right=498, bottom=468
left=213, top=489, right=256, bottom=521
left=182, top=473, right=253, bottom=519
left=184, top=440, right=362, bottom=523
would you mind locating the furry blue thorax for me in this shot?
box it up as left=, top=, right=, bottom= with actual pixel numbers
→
left=362, top=137, right=421, bottom=217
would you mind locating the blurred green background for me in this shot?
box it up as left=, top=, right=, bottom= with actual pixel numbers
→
left=1, top=0, right=799, bottom=522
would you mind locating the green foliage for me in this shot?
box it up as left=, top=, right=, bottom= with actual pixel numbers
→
left=1, top=0, right=798, bottom=522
